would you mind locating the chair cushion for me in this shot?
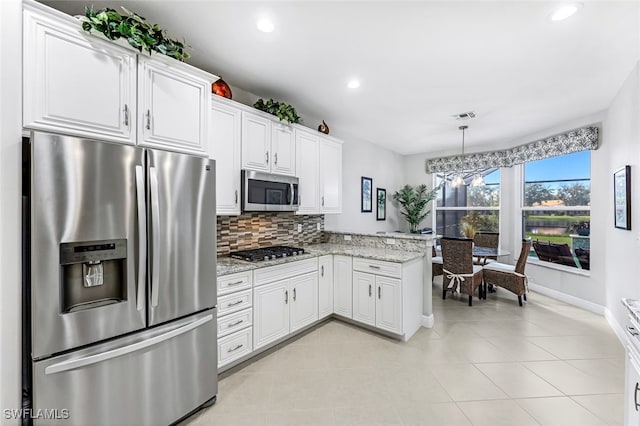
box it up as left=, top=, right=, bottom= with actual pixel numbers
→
left=432, top=256, right=443, bottom=264
left=482, top=262, right=515, bottom=273
left=472, top=264, right=483, bottom=274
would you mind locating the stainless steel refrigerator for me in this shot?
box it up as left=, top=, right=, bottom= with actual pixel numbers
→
left=23, top=132, right=217, bottom=425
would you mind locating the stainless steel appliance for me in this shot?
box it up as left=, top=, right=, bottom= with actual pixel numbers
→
left=230, top=246, right=305, bottom=262
left=23, top=132, right=217, bottom=425
left=241, top=170, right=299, bottom=212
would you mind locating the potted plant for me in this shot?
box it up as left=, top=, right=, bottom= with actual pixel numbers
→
left=253, top=98, right=302, bottom=124
left=392, top=184, right=439, bottom=233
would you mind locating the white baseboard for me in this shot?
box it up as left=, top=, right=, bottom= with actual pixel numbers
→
left=528, top=282, right=605, bottom=315
left=605, top=308, right=627, bottom=346
left=422, top=314, right=434, bottom=328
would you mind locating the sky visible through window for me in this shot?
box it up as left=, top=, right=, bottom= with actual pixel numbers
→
left=525, top=151, right=591, bottom=183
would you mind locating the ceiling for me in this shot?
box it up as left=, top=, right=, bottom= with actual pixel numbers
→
left=41, top=1, right=639, bottom=156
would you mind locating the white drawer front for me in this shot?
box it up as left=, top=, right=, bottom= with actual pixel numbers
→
left=254, top=257, right=318, bottom=287
left=218, top=308, right=252, bottom=338
left=218, top=289, right=252, bottom=316
left=218, top=327, right=253, bottom=367
left=218, top=271, right=252, bottom=296
left=352, top=257, right=402, bottom=278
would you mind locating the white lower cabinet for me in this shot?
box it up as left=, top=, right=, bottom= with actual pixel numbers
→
left=218, top=327, right=252, bottom=367
left=333, top=255, right=353, bottom=318
left=290, top=272, right=319, bottom=332
left=626, top=333, right=640, bottom=426
left=352, top=271, right=375, bottom=326
left=217, top=271, right=253, bottom=369
left=352, top=271, right=402, bottom=334
left=253, top=280, right=290, bottom=349
left=318, top=255, right=334, bottom=319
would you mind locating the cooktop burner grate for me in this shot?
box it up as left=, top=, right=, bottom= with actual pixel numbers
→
left=229, top=245, right=305, bottom=262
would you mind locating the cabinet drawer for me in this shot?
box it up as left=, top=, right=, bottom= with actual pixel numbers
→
left=218, top=327, right=252, bottom=368
left=218, top=271, right=252, bottom=296
left=352, top=258, right=401, bottom=278
left=218, top=308, right=252, bottom=338
left=254, top=257, right=318, bottom=287
left=218, top=289, right=252, bottom=316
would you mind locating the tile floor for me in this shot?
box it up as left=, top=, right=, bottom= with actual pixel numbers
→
left=182, top=284, right=624, bottom=426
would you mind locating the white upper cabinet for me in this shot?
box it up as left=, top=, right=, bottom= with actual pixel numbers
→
left=23, top=3, right=136, bottom=144
left=295, top=130, right=321, bottom=214
left=319, top=137, right=343, bottom=213
left=241, top=111, right=296, bottom=176
left=137, top=56, right=212, bottom=156
left=209, top=96, right=242, bottom=215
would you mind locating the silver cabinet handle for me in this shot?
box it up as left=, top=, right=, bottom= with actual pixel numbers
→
left=293, top=288, right=296, bottom=301
left=369, top=284, right=372, bottom=297
left=45, top=314, right=212, bottom=375
left=266, top=151, right=269, bottom=164
left=134, top=165, right=147, bottom=311
left=274, top=152, right=278, bottom=165
left=227, top=300, right=243, bottom=307
left=635, top=382, right=640, bottom=411
left=321, top=265, right=324, bottom=277
left=149, top=167, right=160, bottom=308
left=285, top=290, right=288, bottom=304
left=235, top=189, right=238, bottom=205
left=369, top=265, right=381, bottom=270
left=146, top=109, right=151, bottom=130
left=227, top=319, right=244, bottom=328
left=228, top=344, right=243, bottom=353
left=628, top=326, right=639, bottom=336
left=124, top=104, right=129, bottom=126
left=378, top=286, right=381, bottom=299
left=290, top=183, right=294, bottom=207
left=227, top=280, right=244, bottom=286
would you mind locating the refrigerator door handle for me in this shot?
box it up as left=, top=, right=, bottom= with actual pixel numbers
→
left=44, top=314, right=214, bottom=375
left=149, top=166, right=161, bottom=308
left=135, top=166, right=147, bottom=311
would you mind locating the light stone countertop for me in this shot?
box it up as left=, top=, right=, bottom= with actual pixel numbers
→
left=324, top=230, right=435, bottom=241
left=216, top=243, right=424, bottom=277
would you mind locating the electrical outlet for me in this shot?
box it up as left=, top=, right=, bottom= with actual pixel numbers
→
left=344, top=235, right=352, bottom=241
left=317, top=223, right=321, bottom=231
left=297, top=224, right=302, bottom=232
left=386, top=238, right=396, bottom=245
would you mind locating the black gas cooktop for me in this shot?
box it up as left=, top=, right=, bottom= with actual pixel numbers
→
left=229, top=246, right=305, bottom=262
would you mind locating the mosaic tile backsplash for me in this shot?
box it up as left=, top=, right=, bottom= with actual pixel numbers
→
left=217, top=213, right=324, bottom=256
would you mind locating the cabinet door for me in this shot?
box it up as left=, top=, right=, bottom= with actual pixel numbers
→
left=290, top=272, right=318, bottom=333
left=318, top=255, right=334, bottom=319
left=352, top=271, right=376, bottom=326
left=375, top=276, right=403, bottom=334
left=241, top=112, right=271, bottom=172
left=253, top=280, right=290, bottom=350
left=209, top=98, right=241, bottom=215
left=295, top=130, right=321, bottom=214
left=319, top=138, right=343, bottom=213
left=333, top=255, right=353, bottom=318
left=23, top=7, right=136, bottom=144
left=271, top=123, right=296, bottom=176
left=626, top=343, right=640, bottom=426
left=138, top=57, right=210, bottom=156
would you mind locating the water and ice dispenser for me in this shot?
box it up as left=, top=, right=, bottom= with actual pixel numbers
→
left=59, top=239, right=127, bottom=313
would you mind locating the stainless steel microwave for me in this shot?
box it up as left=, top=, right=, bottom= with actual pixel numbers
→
left=241, top=170, right=299, bottom=212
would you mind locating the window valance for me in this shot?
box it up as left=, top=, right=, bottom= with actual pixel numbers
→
left=424, top=126, right=599, bottom=174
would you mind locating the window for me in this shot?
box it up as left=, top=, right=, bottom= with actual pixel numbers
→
left=434, top=169, right=500, bottom=237
left=522, top=151, right=590, bottom=270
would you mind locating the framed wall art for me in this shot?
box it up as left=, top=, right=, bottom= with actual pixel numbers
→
left=376, top=188, right=386, bottom=221
left=614, top=165, right=631, bottom=230
left=361, top=177, right=372, bottom=213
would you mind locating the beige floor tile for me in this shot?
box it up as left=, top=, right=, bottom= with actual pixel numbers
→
left=186, top=407, right=267, bottom=426
left=266, top=408, right=335, bottom=426
left=517, top=396, right=608, bottom=426
left=485, top=336, right=558, bottom=361
left=396, top=402, right=472, bottom=426
left=567, top=358, right=625, bottom=392
left=523, top=360, right=622, bottom=395
left=475, top=362, right=563, bottom=398
left=430, top=364, right=508, bottom=401
left=457, top=399, right=541, bottom=426
left=572, top=394, right=624, bottom=425
left=527, top=335, right=624, bottom=359
left=333, top=404, right=402, bottom=426
left=379, top=368, right=453, bottom=404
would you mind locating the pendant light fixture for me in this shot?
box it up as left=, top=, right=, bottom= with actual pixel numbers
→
left=450, top=125, right=467, bottom=188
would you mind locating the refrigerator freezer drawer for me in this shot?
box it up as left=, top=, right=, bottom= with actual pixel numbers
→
left=32, top=310, right=217, bottom=426
left=218, top=327, right=252, bottom=368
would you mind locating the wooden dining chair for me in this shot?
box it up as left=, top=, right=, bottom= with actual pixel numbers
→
left=482, top=238, right=532, bottom=306
left=441, top=237, right=483, bottom=306
left=473, top=231, right=499, bottom=265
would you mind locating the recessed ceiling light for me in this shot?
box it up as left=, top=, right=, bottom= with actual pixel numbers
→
left=256, top=18, right=274, bottom=33
left=551, top=4, right=580, bottom=21
left=347, top=80, right=360, bottom=89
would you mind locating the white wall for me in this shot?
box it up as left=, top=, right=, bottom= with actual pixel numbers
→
left=0, top=0, right=23, bottom=423
left=324, top=136, right=405, bottom=233
left=602, top=62, right=640, bottom=329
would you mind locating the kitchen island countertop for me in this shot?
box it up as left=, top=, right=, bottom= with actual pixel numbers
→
left=217, top=243, right=424, bottom=276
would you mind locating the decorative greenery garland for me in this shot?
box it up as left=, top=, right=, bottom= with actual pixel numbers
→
left=253, top=99, right=302, bottom=124
left=80, top=6, right=189, bottom=61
